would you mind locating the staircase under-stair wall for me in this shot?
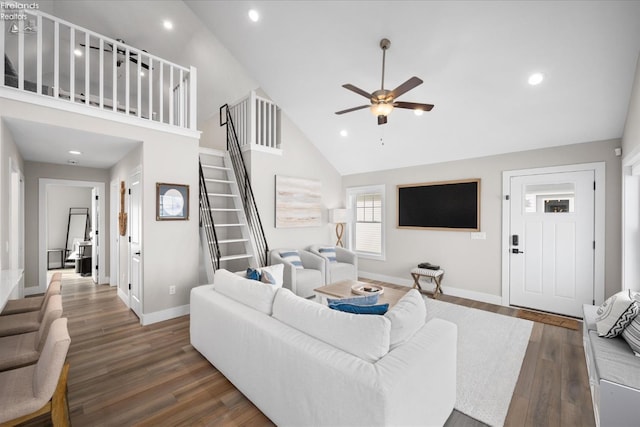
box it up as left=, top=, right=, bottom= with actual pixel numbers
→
left=199, top=148, right=260, bottom=280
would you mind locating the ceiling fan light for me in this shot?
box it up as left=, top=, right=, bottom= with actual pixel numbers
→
left=370, top=103, right=393, bottom=117
left=414, top=109, right=424, bottom=116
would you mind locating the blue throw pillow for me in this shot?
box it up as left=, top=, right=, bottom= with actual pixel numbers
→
left=329, top=303, right=389, bottom=315
left=246, top=268, right=261, bottom=281
left=279, top=250, right=304, bottom=269
left=327, top=294, right=379, bottom=306
left=318, top=246, right=337, bottom=263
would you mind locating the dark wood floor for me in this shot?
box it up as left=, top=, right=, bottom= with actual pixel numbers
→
left=28, top=272, right=594, bottom=426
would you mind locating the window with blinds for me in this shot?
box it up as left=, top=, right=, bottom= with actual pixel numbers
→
left=347, top=185, right=385, bottom=259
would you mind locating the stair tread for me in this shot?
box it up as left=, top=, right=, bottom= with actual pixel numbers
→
left=220, top=254, right=253, bottom=261
left=207, top=193, right=238, bottom=198
left=205, top=178, right=234, bottom=184
left=201, top=165, right=231, bottom=171
left=217, top=238, right=249, bottom=243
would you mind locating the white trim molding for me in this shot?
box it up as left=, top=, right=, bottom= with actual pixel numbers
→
left=141, top=304, right=190, bottom=326
left=501, top=162, right=606, bottom=310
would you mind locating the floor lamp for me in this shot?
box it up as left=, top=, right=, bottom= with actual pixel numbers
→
left=329, top=208, right=347, bottom=247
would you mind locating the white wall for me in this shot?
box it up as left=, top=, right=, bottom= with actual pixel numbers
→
left=622, top=55, right=640, bottom=157
left=46, top=185, right=92, bottom=257
left=0, top=119, right=24, bottom=270
left=24, top=161, right=110, bottom=288
left=248, top=113, right=343, bottom=251
left=621, top=54, right=640, bottom=291
left=343, top=139, right=622, bottom=300
left=2, top=98, right=199, bottom=322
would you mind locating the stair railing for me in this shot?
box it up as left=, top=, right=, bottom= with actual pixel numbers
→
left=199, top=162, right=221, bottom=270
left=220, top=104, right=269, bottom=267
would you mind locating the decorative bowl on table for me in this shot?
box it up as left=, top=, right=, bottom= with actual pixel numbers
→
left=351, top=283, right=384, bottom=295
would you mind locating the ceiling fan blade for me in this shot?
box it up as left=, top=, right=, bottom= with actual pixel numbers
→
left=394, top=101, right=434, bottom=111
left=377, top=115, right=388, bottom=125
left=128, top=56, right=150, bottom=70
left=390, top=76, right=423, bottom=99
left=79, top=42, right=113, bottom=53
left=342, top=84, right=374, bottom=100
left=335, top=105, right=370, bottom=115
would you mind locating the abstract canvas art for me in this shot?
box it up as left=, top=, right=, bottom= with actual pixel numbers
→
left=275, top=175, right=322, bottom=228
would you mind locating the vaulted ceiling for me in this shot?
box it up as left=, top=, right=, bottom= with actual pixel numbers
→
left=21, top=1, right=640, bottom=174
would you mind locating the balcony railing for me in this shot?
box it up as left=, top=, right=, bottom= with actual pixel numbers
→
left=0, top=5, right=197, bottom=131
left=229, top=91, right=280, bottom=150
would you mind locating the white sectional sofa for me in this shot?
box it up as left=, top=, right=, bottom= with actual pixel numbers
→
left=190, top=269, right=457, bottom=426
left=582, top=304, right=640, bottom=427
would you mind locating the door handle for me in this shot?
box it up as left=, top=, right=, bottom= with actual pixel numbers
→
left=135, top=251, right=141, bottom=255
left=511, top=249, right=524, bottom=254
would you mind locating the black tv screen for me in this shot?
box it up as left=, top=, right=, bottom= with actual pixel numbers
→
left=397, top=179, right=480, bottom=231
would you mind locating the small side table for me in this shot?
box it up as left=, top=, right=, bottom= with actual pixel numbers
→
left=410, top=267, right=445, bottom=298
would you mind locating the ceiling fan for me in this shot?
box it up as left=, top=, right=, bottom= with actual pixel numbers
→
left=79, top=39, right=151, bottom=70
left=335, top=38, right=434, bottom=125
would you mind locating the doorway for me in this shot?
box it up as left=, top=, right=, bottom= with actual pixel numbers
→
left=502, top=163, right=605, bottom=318
left=37, top=179, right=106, bottom=294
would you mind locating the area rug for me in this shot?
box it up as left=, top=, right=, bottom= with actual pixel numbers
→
left=425, top=297, right=533, bottom=427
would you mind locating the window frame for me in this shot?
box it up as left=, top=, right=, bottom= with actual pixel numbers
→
left=346, top=184, right=385, bottom=261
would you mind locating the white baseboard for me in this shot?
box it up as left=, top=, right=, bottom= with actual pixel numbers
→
left=141, top=304, right=190, bottom=326
left=358, top=270, right=503, bottom=306
left=117, top=287, right=129, bottom=307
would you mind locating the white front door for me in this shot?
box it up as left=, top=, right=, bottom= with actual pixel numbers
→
left=129, top=171, right=142, bottom=318
left=91, top=188, right=99, bottom=284
left=509, top=170, right=595, bottom=317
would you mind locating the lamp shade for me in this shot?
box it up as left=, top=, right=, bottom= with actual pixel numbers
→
left=329, top=208, right=347, bottom=224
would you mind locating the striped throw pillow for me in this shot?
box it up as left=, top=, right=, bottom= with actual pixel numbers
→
left=596, top=290, right=640, bottom=338
left=279, top=251, right=303, bottom=269
left=318, top=247, right=337, bottom=263
left=622, top=315, right=640, bottom=356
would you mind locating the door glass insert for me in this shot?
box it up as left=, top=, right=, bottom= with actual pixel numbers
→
left=524, top=183, right=575, bottom=213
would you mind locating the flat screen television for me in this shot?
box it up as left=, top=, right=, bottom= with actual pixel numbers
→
left=397, top=179, right=480, bottom=231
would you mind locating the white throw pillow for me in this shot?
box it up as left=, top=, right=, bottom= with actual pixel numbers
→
left=214, top=269, right=277, bottom=315
left=595, top=290, right=640, bottom=338
left=384, top=289, right=426, bottom=349
left=272, top=288, right=390, bottom=362
left=259, top=263, right=284, bottom=288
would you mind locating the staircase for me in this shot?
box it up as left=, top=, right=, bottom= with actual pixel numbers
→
left=199, top=148, right=260, bottom=277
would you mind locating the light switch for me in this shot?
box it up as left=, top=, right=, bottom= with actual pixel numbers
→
left=470, top=232, right=486, bottom=240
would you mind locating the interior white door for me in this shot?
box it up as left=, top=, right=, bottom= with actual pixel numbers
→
left=509, top=170, right=595, bottom=317
left=91, top=188, right=99, bottom=284
left=129, top=171, right=142, bottom=318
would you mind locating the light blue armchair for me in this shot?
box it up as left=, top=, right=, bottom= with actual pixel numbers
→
left=307, top=245, right=358, bottom=285
left=269, top=249, right=326, bottom=298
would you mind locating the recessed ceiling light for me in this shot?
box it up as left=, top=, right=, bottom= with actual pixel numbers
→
left=340, top=129, right=348, bottom=137
left=73, top=49, right=82, bottom=57
left=414, top=109, right=424, bottom=116
left=163, top=20, right=173, bottom=30
left=68, top=150, right=82, bottom=155
left=248, top=9, right=260, bottom=22
left=528, top=72, right=544, bottom=86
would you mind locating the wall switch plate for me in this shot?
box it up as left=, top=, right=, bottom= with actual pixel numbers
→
left=169, top=286, right=176, bottom=295
left=470, top=232, right=486, bottom=240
